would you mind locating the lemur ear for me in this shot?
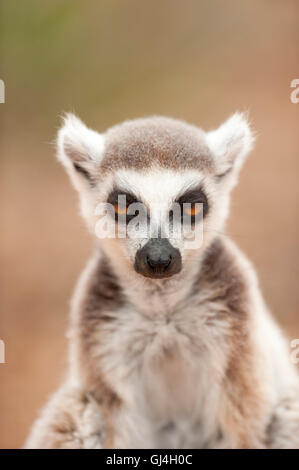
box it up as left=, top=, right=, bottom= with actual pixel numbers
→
left=57, top=113, right=104, bottom=186
left=206, top=113, right=254, bottom=178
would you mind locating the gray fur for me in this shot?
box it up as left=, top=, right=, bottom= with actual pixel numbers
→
left=101, top=116, right=215, bottom=173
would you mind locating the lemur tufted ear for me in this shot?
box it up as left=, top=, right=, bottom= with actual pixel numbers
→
left=57, top=113, right=104, bottom=186
left=206, top=113, right=254, bottom=178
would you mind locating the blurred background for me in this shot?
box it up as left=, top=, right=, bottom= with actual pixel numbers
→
left=0, top=0, right=298, bottom=448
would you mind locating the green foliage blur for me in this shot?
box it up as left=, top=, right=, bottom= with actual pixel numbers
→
left=2, top=0, right=298, bottom=140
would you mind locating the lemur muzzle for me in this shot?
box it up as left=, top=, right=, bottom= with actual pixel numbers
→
left=134, top=238, right=182, bottom=279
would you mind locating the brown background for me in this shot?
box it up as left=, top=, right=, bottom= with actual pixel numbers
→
left=1, top=0, right=299, bottom=448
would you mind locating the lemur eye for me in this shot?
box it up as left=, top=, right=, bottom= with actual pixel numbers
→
left=113, top=203, right=128, bottom=215
left=183, top=204, right=202, bottom=217
left=174, top=186, right=209, bottom=222
left=107, top=189, right=139, bottom=224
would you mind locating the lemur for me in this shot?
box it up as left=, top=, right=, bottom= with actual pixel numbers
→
left=26, top=113, right=299, bottom=449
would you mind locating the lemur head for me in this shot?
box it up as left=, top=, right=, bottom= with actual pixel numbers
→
left=57, top=114, right=253, bottom=280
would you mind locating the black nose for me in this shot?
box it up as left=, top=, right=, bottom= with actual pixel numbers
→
left=146, top=253, right=172, bottom=271
left=134, top=238, right=182, bottom=279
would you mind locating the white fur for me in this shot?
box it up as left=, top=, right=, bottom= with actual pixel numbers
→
left=206, top=112, right=254, bottom=177
left=57, top=113, right=105, bottom=169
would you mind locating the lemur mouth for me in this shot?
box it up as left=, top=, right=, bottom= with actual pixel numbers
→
left=134, top=238, right=182, bottom=279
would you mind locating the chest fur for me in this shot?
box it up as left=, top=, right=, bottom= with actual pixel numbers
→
left=98, top=301, right=230, bottom=447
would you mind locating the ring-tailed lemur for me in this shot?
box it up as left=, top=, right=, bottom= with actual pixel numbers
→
left=25, top=114, right=299, bottom=448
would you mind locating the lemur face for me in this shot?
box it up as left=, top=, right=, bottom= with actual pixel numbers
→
left=57, top=115, right=253, bottom=279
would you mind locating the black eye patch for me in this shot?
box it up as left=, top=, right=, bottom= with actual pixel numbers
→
left=174, top=186, right=209, bottom=219
left=107, top=189, right=140, bottom=223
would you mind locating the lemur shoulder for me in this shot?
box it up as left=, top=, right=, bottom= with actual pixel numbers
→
left=26, top=114, right=299, bottom=449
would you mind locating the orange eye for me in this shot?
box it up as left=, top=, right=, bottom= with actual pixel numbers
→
left=114, top=204, right=128, bottom=215
left=184, top=204, right=202, bottom=217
